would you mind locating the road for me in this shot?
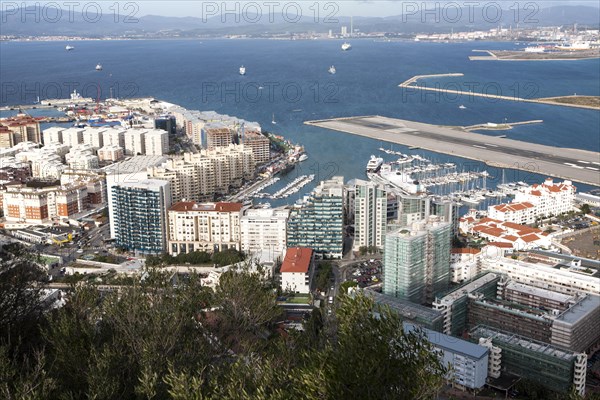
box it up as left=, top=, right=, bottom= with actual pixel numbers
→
left=305, top=115, right=600, bottom=186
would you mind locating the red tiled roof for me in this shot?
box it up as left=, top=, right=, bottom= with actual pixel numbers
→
left=480, top=217, right=501, bottom=223
left=281, top=247, right=313, bottom=273
left=169, top=202, right=197, bottom=211
left=215, top=202, right=243, bottom=212
left=451, top=248, right=481, bottom=255
left=521, top=234, right=541, bottom=243
left=487, top=242, right=513, bottom=248
left=503, top=235, right=518, bottom=242
left=481, top=227, right=504, bottom=237
left=169, top=201, right=242, bottom=212
left=493, top=202, right=534, bottom=213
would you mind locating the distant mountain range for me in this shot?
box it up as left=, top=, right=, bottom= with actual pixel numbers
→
left=1, top=5, right=599, bottom=37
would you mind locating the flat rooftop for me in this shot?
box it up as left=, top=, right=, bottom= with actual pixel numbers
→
left=470, top=325, right=578, bottom=362
left=404, top=322, right=489, bottom=360
left=437, top=272, right=499, bottom=305
left=365, top=289, right=443, bottom=326
left=506, top=281, right=575, bottom=304
left=305, top=116, right=600, bottom=186
left=103, top=155, right=167, bottom=175
left=556, top=294, right=600, bottom=325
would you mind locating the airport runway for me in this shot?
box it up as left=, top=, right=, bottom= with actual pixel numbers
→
left=305, top=116, right=600, bottom=186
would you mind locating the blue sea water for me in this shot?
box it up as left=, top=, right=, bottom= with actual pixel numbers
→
left=1, top=39, right=599, bottom=205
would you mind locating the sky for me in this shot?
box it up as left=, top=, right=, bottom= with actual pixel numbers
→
left=14, top=1, right=600, bottom=18
left=128, top=1, right=600, bottom=18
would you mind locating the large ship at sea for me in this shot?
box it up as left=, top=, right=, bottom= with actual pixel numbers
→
left=366, top=155, right=384, bottom=173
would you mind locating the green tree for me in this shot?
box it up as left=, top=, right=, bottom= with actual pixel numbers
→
left=0, top=243, right=48, bottom=355
left=315, top=262, right=333, bottom=291
left=293, top=293, right=448, bottom=400
left=580, top=203, right=591, bottom=215
left=213, top=268, right=282, bottom=352
left=339, top=280, right=358, bottom=294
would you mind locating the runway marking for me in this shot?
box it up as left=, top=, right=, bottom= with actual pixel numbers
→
left=485, top=143, right=499, bottom=147
left=578, top=160, right=590, bottom=164
left=585, top=167, right=599, bottom=171
left=473, top=145, right=487, bottom=149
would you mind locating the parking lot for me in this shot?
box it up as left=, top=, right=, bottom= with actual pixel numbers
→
left=344, top=259, right=382, bottom=289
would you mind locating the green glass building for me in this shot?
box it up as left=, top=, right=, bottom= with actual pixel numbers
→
left=383, top=217, right=451, bottom=304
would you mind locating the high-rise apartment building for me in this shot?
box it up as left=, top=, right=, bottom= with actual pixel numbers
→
left=383, top=216, right=451, bottom=304
left=287, top=176, right=345, bottom=259
left=353, top=179, right=387, bottom=251
left=240, top=207, right=289, bottom=262
left=111, top=179, right=171, bottom=255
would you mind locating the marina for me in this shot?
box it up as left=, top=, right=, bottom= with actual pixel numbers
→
left=366, top=154, right=506, bottom=207
left=306, top=115, right=600, bottom=186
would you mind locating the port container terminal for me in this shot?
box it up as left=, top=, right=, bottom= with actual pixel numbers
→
left=305, top=116, right=600, bottom=186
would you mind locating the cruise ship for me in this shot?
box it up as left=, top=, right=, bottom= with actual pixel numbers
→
left=366, top=155, right=384, bottom=173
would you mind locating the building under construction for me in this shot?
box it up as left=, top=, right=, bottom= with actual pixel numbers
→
left=471, top=325, right=587, bottom=395
left=383, top=215, right=452, bottom=305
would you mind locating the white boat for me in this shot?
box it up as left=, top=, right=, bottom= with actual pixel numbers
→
left=341, top=42, right=352, bottom=51
left=239, top=65, right=246, bottom=75
left=366, top=155, right=384, bottom=173
left=271, top=113, right=276, bottom=125
left=65, top=45, right=75, bottom=51
left=459, top=105, right=467, bottom=109
left=328, top=65, right=336, bottom=74
left=95, top=64, right=103, bottom=71
left=299, top=154, right=308, bottom=162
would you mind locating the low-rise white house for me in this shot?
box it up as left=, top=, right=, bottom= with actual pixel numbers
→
left=280, top=247, right=315, bottom=294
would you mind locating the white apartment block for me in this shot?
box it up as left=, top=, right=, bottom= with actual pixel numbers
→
left=61, top=128, right=84, bottom=148
left=42, top=127, right=63, bottom=145
left=144, top=129, right=169, bottom=156
left=82, top=128, right=105, bottom=150
left=514, top=178, right=576, bottom=217
left=102, top=128, right=126, bottom=148
left=240, top=208, right=289, bottom=262
left=488, top=202, right=536, bottom=225
left=481, top=255, right=600, bottom=296
left=167, top=201, right=243, bottom=255
left=353, top=180, right=387, bottom=251
left=450, top=248, right=482, bottom=283
left=148, top=145, right=255, bottom=203
left=65, top=144, right=99, bottom=171
left=124, top=129, right=146, bottom=156
left=98, top=145, right=124, bottom=162
left=489, top=179, right=576, bottom=224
